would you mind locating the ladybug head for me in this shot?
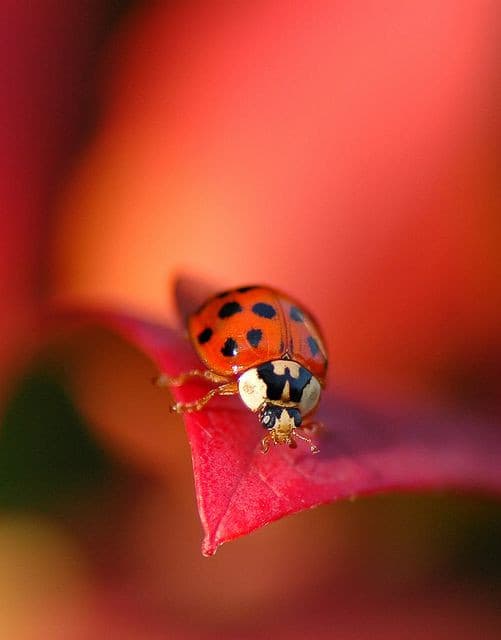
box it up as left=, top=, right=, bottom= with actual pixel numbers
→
left=259, top=404, right=313, bottom=455
left=259, top=404, right=301, bottom=432
left=259, top=404, right=319, bottom=454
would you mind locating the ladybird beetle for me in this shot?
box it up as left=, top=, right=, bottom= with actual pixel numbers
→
left=157, top=286, right=328, bottom=454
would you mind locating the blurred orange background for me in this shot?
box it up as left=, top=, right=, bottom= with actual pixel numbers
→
left=52, top=0, right=501, bottom=405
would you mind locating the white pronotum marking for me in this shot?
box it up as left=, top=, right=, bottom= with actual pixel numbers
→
left=237, top=360, right=321, bottom=415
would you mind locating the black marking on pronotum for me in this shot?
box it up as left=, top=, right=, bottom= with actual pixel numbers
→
left=308, top=336, right=320, bottom=356
left=289, top=306, right=304, bottom=322
left=259, top=405, right=302, bottom=430
left=221, top=337, right=238, bottom=357
left=252, top=302, right=276, bottom=319
left=237, top=285, right=258, bottom=293
left=218, top=301, right=243, bottom=318
left=246, top=328, right=263, bottom=348
left=197, top=327, right=213, bottom=344
left=257, top=362, right=312, bottom=402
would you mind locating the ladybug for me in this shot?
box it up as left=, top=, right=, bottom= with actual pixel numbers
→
left=157, top=286, right=328, bottom=453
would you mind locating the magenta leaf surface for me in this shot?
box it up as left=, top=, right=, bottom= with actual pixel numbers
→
left=57, top=309, right=501, bottom=555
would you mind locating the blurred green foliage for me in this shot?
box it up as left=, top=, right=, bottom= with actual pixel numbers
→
left=0, top=370, right=114, bottom=509
left=452, top=504, right=501, bottom=586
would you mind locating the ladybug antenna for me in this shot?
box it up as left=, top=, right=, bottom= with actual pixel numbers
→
left=293, top=429, right=320, bottom=454
left=260, top=424, right=320, bottom=455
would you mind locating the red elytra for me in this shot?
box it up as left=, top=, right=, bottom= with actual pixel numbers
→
left=188, top=285, right=328, bottom=381
left=54, top=306, right=501, bottom=555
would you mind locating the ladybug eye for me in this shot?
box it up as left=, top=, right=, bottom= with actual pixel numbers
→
left=290, top=408, right=302, bottom=428
left=259, top=405, right=278, bottom=429
left=262, top=413, right=274, bottom=428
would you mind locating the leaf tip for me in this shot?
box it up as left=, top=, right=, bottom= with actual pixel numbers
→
left=201, top=537, right=219, bottom=557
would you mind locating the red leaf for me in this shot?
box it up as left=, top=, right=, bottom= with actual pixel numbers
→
left=55, top=308, right=501, bottom=556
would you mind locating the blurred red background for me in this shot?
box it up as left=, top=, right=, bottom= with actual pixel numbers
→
left=52, top=0, right=501, bottom=406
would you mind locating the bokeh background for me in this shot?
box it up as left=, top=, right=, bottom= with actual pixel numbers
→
left=1, top=1, right=500, bottom=638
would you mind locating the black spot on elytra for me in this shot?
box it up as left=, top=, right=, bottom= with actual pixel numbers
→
left=257, top=362, right=312, bottom=402
left=290, top=306, right=304, bottom=322
left=308, top=336, right=320, bottom=356
left=216, top=290, right=230, bottom=299
left=237, top=286, right=258, bottom=293
left=197, top=327, right=213, bottom=344
left=246, top=328, right=262, bottom=348
left=252, top=302, right=276, bottom=319
left=221, top=337, right=238, bottom=357
left=218, top=301, right=243, bottom=318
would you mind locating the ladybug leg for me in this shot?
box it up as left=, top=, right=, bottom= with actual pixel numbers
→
left=170, top=381, right=238, bottom=414
left=294, top=430, right=320, bottom=454
left=154, top=370, right=230, bottom=388
left=261, top=435, right=272, bottom=454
